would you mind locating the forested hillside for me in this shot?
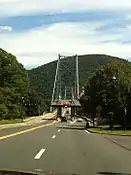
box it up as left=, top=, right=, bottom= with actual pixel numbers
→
left=28, top=54, right=125, bottom=111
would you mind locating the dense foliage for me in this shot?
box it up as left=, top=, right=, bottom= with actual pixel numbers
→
left=0, top=48, right=41, bottom=120
left=80, top=59, right=131, bottom=128
left=28, top=54, right=123, bottom=111
left=1, top=48, right=129, bottom=121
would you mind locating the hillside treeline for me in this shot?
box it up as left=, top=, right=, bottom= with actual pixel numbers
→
left=29, top=54, right=123, bottom=111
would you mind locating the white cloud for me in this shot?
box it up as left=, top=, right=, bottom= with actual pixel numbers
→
left=128, top=25, right=131, bottom=29
left=0, top=25, right=12, bottom=32
left=125, top=14, right=131, bottom=20
left=0, top=0, right=131, bottom=18
left=0, top=21, right=130, bottom=68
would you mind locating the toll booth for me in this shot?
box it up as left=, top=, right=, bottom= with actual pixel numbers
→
left=51, top=99, right=81, bottom=119
left=57, top=107, right=62, bottom=118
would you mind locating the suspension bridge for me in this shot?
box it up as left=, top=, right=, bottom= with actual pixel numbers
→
left=50, top=54, right=82, bottom=119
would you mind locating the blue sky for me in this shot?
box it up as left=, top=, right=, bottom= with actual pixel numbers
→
left=0, top=11, right=125, bottom=32
left=0, top=0, right=131, bottom=68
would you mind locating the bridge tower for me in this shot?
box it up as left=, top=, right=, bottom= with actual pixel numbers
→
left=50, top=54, right=81, bottom=118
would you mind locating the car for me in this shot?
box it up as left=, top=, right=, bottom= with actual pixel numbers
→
left=77, top=118, right=84, bottom=122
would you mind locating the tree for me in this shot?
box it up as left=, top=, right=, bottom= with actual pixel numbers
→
left=0, top=49, right=29, bottom=119
left=81, top=59, right=131, bottom=127
left=0, top=104, right=9, bottom=120
left=25, top=89, right=42, bottom=116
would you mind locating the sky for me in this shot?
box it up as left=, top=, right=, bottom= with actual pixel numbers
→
left=0, top=0, right=131, bottom=69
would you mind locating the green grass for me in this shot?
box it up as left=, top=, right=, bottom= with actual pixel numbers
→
left=0, top=119, right=22, bottom=125
left=89, top=126, right=131, bottom=135
left=0, top=116, right=37, bottom=125
left=0, top=113, right=56, bottom=125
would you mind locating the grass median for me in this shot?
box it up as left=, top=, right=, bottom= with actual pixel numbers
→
left=88, top=125, right=131, bottom=136
left=0, top=116, right=40, bottom=125
left=0, top=119, right=23, bottom=125
left=0, top=113, right=57, bottom=125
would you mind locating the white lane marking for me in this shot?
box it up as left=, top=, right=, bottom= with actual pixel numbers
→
left=58, top=130, right=61, bottom=132
left=34, top=149, right=46, bottom=160
left=52, top=135, right=56, bottom=139
left=84, top=130, right=90, bottom=134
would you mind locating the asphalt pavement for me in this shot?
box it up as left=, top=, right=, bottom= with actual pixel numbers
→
left=0, top=121, right=131, bottom=175
left=0, top=119, right=55, bottom=137
left=104, top=134, right=131, bottom=151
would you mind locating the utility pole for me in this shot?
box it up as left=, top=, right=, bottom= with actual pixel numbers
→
left=76, top=54, right=80, bottom=99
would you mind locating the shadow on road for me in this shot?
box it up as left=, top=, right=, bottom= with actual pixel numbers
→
left=98, top=172, right=131, bottom=175
left=42, top=118, right=56, bottom=121
left=56, top=126, right=85, bottom=130
left=66, top=124, right=86, bottom=127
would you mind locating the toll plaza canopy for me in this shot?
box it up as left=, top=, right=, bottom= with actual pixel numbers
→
left=51, top=99, right=81, bottom=107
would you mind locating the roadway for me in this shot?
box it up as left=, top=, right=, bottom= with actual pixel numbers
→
left=0, top=120, right=131, bottom=175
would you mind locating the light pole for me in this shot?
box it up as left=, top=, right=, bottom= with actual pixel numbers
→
left=124, top=105, right=127, bottom=131
left=113, top=76, right=127, bottom=131
left=21, top=96, right=28, bottom=119
left=109, top=76, right=116, bottom=130
left=21, top=96, right=25, bottom=122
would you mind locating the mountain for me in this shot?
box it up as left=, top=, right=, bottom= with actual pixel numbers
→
left=28, top=54, right=126, bottom=111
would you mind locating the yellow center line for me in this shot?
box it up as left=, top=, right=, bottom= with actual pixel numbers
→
left=0, top=120, right=59, bottom=140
